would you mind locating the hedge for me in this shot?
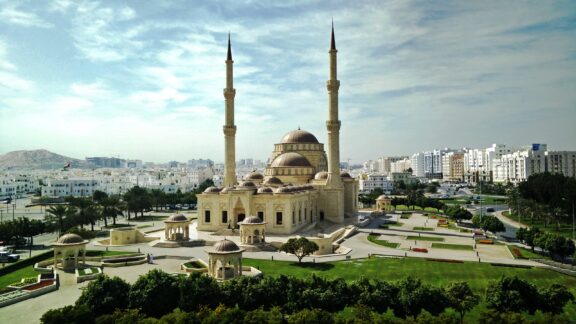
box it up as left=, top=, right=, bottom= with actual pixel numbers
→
left=0, top=251, right=53, bottom=277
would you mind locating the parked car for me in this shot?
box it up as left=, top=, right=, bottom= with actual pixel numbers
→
left=0, top=251, right=20, bottom=262
left=486, top=207, right=495, bottom=213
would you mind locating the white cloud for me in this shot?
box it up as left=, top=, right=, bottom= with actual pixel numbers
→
left=0, top=6, right=52, bottom=28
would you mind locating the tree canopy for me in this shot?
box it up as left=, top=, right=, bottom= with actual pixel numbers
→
left=279, top=237, right=319, bottom=263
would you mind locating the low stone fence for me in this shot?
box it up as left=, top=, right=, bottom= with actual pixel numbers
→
left=0, top=274, right=58, bottom=308
left=101, top=254, right=147, bottom=267
left=76, top=267, right=103, bottom=283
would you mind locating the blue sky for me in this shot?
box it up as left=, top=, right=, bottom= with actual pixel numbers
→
left=0, top=0, right=575, bottom=164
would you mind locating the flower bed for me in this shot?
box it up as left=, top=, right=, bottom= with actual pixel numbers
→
left=76, top=267, right=102, bottom=283
left=477, top=239, right=494, bottom=244
left=512, top=247, right=522, bottom=258
left=411, top=248, right=428, bottom=253
left=8, top=277, right=38, bottom=288
left=22, top=279, right=55, bottom=291
left=0, top=290, right=28, bottom=304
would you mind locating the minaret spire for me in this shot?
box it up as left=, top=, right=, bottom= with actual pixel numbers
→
left=325, top=21, right=344, bottom=222
left=223, top=33, right=237, bottom=187
left=227, top=32, right=232, bottom=61
left=331, top=20, right=336, bottom=50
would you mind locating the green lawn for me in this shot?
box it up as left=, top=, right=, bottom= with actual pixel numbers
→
left=506, top=245, right=547, bottom=259
left=0, top=266, right=38, bottom=289
left=367, top=235, right=400, bottom=248
left=406, top=236, right=444, bottom=242
left=388, top=222, right=404, bottom=227
left=242, top=257, right=576, bottom=320
left=395, top=205, right=423, bottom=211
left=502, top=211, right=574, bottom=239
left=413, top=227, right=434, bottom=231
left=431, top=243, right=474, bottom=251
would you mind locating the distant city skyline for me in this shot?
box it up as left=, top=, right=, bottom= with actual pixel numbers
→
left=1, top=1, right=575, bottom=165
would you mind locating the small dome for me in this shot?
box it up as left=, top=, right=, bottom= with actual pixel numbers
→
left=244, top=172, right=264, bottom=180
left=239, top=181, right=256, bottom=188
left=314, top=171, right=328, bottom=180
left=280, top=129, right=319, bottom=144
left=213, top=239, right=241, bottom=252
left=264, top=177, right=283, bottom=185
left=166, top=214, right=188, bottom=222
left=271, top=152, right=312, bottom=167
left=257, top=187, right=273, bottom=194
left=276, top=187, right=292, bottom=193
left=241, top=216, right=264, bottom=224
left=56, top=233, right=85, bottom=244
left=340, top=171, right=352, bottom=178
left=204, top=186, right=221, bottom=193
left=376, top=195, right=390, bottom=201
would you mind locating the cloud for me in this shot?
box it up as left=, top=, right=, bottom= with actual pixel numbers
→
left=0, top=6, right=53, bottom=28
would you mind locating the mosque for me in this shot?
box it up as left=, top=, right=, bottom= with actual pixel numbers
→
left=197, top=26, right=358, bottom=235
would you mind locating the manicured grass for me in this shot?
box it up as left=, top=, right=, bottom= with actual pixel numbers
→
left=502, top=211, right=574, bottom=239
left=367, top=235, right=400, bottom=248
left=0, top=266, right=38, bottom=289
left=406, top=236, right=444, bottom=242
left=242, top=257, right=576, bottom=319
left=506, top=245, right=546, bottom=259
left=395, top=205, right=423, bottom=211
left=399, top=214, right=411, bottom=219
left=78, top=267, right=100, bottom=276
left=183, top=261, right=206, bottom=269
left=413, top=227, right=434, bottom=231
left=388, top=222, right=404, bottom=227
left=423, top=207, right=440, bottom=212
left=137, top=224, right=153, bottom=229
left=431, top=243, right=474, bottom=251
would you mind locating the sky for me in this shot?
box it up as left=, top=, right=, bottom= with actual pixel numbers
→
left=0, top=0, right=575, bottom=164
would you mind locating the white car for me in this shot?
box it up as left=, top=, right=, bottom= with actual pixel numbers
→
left=0, top=251, right=20, bottom=262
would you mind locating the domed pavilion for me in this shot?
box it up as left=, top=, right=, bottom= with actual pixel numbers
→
left=239, top=216, right=267, bottom=244
left=206, top=239, right=245, bottom=280
left=164, top=214, right=191, bottom=241
left=52, top=233, right=89, bottom=271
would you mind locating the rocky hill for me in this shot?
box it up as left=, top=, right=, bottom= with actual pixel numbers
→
left=0, top=149, right=89, bottom=170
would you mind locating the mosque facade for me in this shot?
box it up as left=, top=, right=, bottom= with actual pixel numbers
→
left=197, top=26, right=358, bottom=235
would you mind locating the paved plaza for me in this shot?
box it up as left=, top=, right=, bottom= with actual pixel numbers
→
left=0, top=211, right=546, bottom=322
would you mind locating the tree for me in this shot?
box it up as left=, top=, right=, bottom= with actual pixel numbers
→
left=92, top=190, right=108, bottom=204
left=76, top=275, right=130, bottom=316
left=100, top=196, right=124, bottom=226
left=516, top=227, right=541, bottom=252
left=538, top=284, right=575, bottom=314
left=485, top=276, right=540, bottom=314
left=45, top=205, right=70, bottom=235
left=178, top=272, right=221, bottom=311
left=67, top=197, right=93, bottom=229
left=534, top=232, right=575, bottom=261
left=445, top=205, right=472, bottom=222
left=445, top=281, right=479, bottom=324
left=40, top=305, right=94, bottom=324
left=129, top=269, right=179, bottom=318
left=394, top=277, right=450, bottom=318
left=279, top=237, right=319, bottom=263
left=472, top=215, right=505, bottom=234
left=14, top=217, right=45, bottom=248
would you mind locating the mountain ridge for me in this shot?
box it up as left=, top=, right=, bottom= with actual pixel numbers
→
left=0, top=149, right=90, bottom=170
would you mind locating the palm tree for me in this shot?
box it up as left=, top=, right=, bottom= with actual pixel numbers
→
left=67, top=197, right=93, bottom=229
left=101, top=196, right=124, bottom=226
left=84, top=204, right=102, bottom=231
left=45, top=205, right=68, bottom=236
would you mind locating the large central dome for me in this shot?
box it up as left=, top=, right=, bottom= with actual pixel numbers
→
left=271, top=152, right=312, bottom=167
left=280, top=129, right=319, bottom=144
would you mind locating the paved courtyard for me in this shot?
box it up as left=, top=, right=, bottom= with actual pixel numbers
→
left=0, top=211, right=545, bottom=323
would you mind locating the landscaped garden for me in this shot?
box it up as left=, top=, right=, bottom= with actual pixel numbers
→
left=406, top=235, right=444, bottom=242
left=242, top=257, right=576, bottom=320
left=431, top=243, right=474, bottom=251
left=367, top=234, right=400, bottom=248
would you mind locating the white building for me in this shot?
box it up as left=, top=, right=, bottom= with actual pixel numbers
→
left=390, top=158, right=412, bottom=174
left=546, top=151, right=576, bottom=178
left=359, top=174, right=394, bottom=193
left=42, top=178, right=99, bottom=197
left=411, top=153, right=425, bottom=178
left=499, top=144, right=547, bottom=183
left=377, top=156, right=408, bottom=175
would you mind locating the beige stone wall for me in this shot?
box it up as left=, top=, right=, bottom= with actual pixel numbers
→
left=197, top=190, right=320, bottom=235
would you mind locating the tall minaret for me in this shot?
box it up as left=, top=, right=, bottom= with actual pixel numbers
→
left=324, top=22, right=344, bottom=223
left=326, top=23, right=343, bottom=189
left=223, top=33, right=237, bottom=187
